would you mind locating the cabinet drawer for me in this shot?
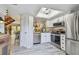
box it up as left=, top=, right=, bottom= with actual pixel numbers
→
left=46, top=37, right=51, bottom=40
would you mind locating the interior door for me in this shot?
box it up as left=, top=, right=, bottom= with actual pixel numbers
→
left=20, top=15, right=33, bottom=48
left=20, top=15, right=29, bottom=47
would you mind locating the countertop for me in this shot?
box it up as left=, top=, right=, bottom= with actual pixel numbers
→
left=34, top=32, right=65, bottom=36
left=34, top=32, right=51, bottom=33
left=51, top=33, right=65, bottom=36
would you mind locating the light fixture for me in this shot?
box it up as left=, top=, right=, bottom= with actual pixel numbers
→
left=0, top=17, right=4, bottom=23
left=36, top=7, right=64, bottom=19
left=41, top=8, right=51, bottom=15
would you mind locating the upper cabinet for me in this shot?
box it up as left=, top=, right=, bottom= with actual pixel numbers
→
left=46, top=20, right=52, bottom=27
left=58, top=16, right=64, bottom=22
left=46, top=16, right=64, bottom=27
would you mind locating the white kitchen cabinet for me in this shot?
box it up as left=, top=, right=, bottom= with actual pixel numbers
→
left=46, top=18, right=58, bottom=27
left=58, top=16, right=64, bottom=22
left=41, top=33, right=51, bottom=43
left=33, top=33, right=40, bottom=44
left=46, top=16, right=65, bottom=27
left=60, top=34, right=65, bottom=51
left=46, top=21, right=52, bottom=27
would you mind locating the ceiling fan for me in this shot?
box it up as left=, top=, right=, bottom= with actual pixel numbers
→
left=41, top=8, right=51, bottom=15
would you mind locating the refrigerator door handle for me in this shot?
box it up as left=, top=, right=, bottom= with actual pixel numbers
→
left=75, top=13, right=79, bottom=41
left=77, top=15, right=79, bottom=40
left=73, top=13, right=77, bottom=40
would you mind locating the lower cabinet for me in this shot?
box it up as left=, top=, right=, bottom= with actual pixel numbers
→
left=33, top=33, right=41, bottom=44
left=41, top=33, right=51, bottom=43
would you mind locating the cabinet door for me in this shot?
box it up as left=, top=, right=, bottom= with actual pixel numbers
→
left=20, top=15, right=33, bottom=48
left=20, top=15, right=29, bottom=47
left=46, top=21, right=52, bottom=27
left=47, top=18, right=59, bottom=27
left=59, top=16, right=64, bottom=22
left=41, top=33, right=51, bottom=43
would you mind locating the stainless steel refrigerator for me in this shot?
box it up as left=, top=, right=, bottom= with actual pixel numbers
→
left=65, top=11, right=79, bottom=55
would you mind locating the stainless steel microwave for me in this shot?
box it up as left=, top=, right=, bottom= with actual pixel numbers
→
left=53, top=21, right=64, bottom=27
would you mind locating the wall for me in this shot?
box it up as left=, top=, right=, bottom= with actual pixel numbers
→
left=10, top=15, right=20, bottom=24
left=0, top=5, right=7, bottom=33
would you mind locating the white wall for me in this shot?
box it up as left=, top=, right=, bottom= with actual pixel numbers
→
left=11, top=15, right=20, bottom=24
left=0, top=5, right=7, bottom=33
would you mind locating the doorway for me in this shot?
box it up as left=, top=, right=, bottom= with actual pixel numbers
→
left=5, top=15, right=21, bottom=49
left=11, top=24, right=20, bottom=48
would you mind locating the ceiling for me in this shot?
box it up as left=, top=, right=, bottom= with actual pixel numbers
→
left=36, top=7, right=64, bottom=19
left=1, top=4, right=79, bottom=24
left=7, top=4, right=79, bottom=17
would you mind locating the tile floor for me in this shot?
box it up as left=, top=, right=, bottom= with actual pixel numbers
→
left=13, top=43, right=66, bottom=55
